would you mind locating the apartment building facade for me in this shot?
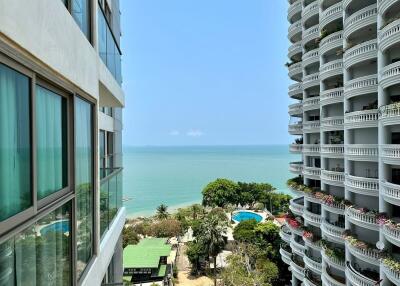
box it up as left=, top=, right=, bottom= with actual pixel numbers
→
left=0, top=0, right=125, bottom=285
left=284, top=0, right=400, bottom=285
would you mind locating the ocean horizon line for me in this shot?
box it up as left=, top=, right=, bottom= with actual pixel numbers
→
left=123, top=143, right=291, bottom=148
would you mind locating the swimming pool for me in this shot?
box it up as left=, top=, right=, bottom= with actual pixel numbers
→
left=232, top=211, right=263, bottom=223
left=40, top=220, right=70, bottom=235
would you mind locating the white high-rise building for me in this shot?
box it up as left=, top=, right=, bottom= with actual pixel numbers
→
left=283, top=0, right=400, bottom=285
left=0, top=1, right=125, bottom=285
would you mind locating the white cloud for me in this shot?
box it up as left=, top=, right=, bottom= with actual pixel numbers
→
left=169, top=130, right=180, bottom=136
left=186, top=129, right=204, bottom=137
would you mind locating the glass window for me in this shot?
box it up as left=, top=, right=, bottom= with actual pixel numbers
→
left=72, top=0, right=90, bottom=40
left=98, top=8, right=107, bottom=64
left=0, top=63, right=31, bottom=221
left=99, top=130, right=106, bottom=179
left=36, top=85, right=67, bottom=200
left=100, top=180, right=109, bottom=237
left=108, top=175, right=117, bottom=223
left=75, top=96, right=93, bottom=278
left=0, top=203, right=71, bottom=286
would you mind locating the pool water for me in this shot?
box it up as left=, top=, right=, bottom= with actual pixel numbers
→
left=40, top=220, right=70, bottom=235
left=232, top=211, right=263, bottom=223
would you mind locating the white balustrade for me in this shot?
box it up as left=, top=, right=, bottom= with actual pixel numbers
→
left=303, top=144, right=320, bottom=154
left=321, top=144, right=344, bottom=156
left=320, top=87, right=343, bottom=105
left=345, top=144, right=378, bottom=160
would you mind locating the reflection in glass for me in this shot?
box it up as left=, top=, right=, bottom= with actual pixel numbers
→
left=75, top=96, right=93, bottom=278
left=72, top=0, right=90, bottom=40
left=36, top=86, right=67, bottom=199
left=0, top=63, right=31, bottom=221
left=0, top=203, right=71, bottom=286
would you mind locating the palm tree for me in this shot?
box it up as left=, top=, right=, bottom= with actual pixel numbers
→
left=191, top=204, right=203, bottom=220
left=156, top=204, right=169, bottom=220
left=198, top=213, right=228, bottom=286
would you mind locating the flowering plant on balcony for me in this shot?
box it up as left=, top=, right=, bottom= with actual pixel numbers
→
left=381, top=257, right=400, bottom=273
left=324, top=246, right=345, bottom=262
left=384, top=219, right=400, bottom=229
left=343, top=231, right=383, bottom=255
left=303, top=230, right=313, bottom=240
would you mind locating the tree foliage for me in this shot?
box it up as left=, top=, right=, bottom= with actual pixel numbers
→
left=232, top=219, right=258, bottom=243
left=202, top=178, right=239, bottom=208
left=156, top=203, right=169, bottom=220
left=122, top=225, right=140, bottom=248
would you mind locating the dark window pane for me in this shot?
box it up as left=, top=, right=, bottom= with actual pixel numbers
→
left=0, top=63, right=31, bottom=221
left=72, top=0, right=90, bottom=40
left=98, top=8, right=107, bottom=64
left=0, top=203, right=71, bottom=286
left=100, top=180, right=109, bottom=237
left=36, top=86, right=67, bottom=199
left=75, top=97, right=93, bottom=278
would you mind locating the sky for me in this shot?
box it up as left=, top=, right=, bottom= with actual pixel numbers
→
left=120, top=0, right=291, bottom=146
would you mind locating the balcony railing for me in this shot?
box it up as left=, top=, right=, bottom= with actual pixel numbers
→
left=346, top=263, right=379, bottom=286
left=303, top=25, right=319, bottom=46
left=289, top=43, right=302, bottom=59
left=303, top=73, right=319, bottom=89
left=289, top=82, right=303, bottom=98
left=322, top=248, right=345, bottom=270
left=98, top=7, right=122, bottom=85
left=291, top=260, right=305, bottom=281
left=303, top=166, right=321, bottom=179
left=379, top=102, right=400, bottom=124
left=321, top=170, right=344, bottom=186
left=289, top=197, right=304, bottom=215
left=100, top=168, right=123, bottom=238
left=303, top=121, right=321, bottom=133
left=344, top=109, right=378, bottom=128
left=289, top=122, right=303, bottom=135
left=290, top=161, right=304, bottom=174
left=345, top=174, right=379, bottom=196
left=302, top=1, right=319, bottom=22
left=303, top=144, right=321, bottom=155
left=320, top=87, right=343, bottom=106
left=288, top=0, right=302, bottom=22
left=320, top=2, right=343, bottom=30
left=381, top=144, right=400, bottom=160
left=304, top=254, right=322, bottom=274
left=289, top=144, right=303, bottom=153
left=343, top=4, right=377, bottom=40
left=346, top=206, right=380, bottom=231
left=321, top=144, right=344, bottom=157
left=302, top=49, right=319, bottom=68
left=289, top=102, right=303, bottom=115
left=382, top=61, right=400, bottom=90
left=321, top=220, right=345, bottom=243
left=288, top=62, right=303, bottom=79
left=382, top=259, right=400, bottom=286
left=320, top=59, right=343, bottom=80
left=321, top=116, right=344, bottom=131
left=303, top=96, right=320, bottom=111
left=280, top=246, right=292, bottom=265
left=344, top=74, right=378, bottom=99
left=290, top=239, right=306, bottom=256
left=343, top=39, right=377, bottom=69
left=382, top=223, right=400, bottom=248
left=346, top=241, right=381, bottom=265
left=322, top=268, right=346, bottom=286
left=345, top=144, right=379, bottom=161
left=280, top=226, right=292, bottom=243
left=289, top=20, right=302, bottom=42
left=379, top=18, right=400, bottom=52
left=381, top=180, right=400, bottom=206
left=303, top=209, right=322, bottom=225
left=320, top=31, right=343, bottom=56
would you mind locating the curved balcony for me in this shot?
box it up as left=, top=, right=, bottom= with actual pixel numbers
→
left=345, top=174, right=379, bottom=196
left=291, top=238, right=306, bottom=256
left=322, top=249, right=345, bottom=271
left=286, top=220, right=304, bottom=236
left=288, top=61, right=303, bottom=81
left=304, top=192, right=322, bottom=204
left=303, top=144, right=320, bottom=155
left=381, top=144, right=400, bottom=165
left=288, top=1, right=302, bottom=23
left=322, top=268, right=346, bottom=286
left=280, top=245, right=292, bottom=265
left=289, top=143, right=303, bottom=153
left=288, top=20, right=302, bottom=43
left=321, top=116, right=344, bottom=131
left=303, top=73, right=319, bottom=89
left=320, top=88, right=343, bottom=106
left=304, top=254, right=322, bottom=274
left=379, top=18, right=400, bottom=52
left=320, top=59, right=343, bottom=81
left=302, top=25, right=319, bottom=47
left=302, top=1, right=319, bottom=24
left=343, top=4, right=377, bottom=40
left=304, top=277, right=320, bottom=286
left=289, top=102, right=303, bottom=116
left=302, top=49, right=319, bottom=68
left=290, top=259, right=305, bottom=281
left=382, top=259, right=400, bottom=286
left=319, top=31, right=343, bottom=56
left=381, top=180, right=400, bottom=207
left=288, top=42, right=302, bottom=60
left=290, top=197, right=304, bottom=216
left=380, top=61, right=400, bottom=90
left=344, top=74, right=378, bottom=99
left=321, top=170, right=344, bottom=187
left=303, top=166, right=321, bottom=180
left=343, top=39, right=378, bottom=69
left=346, top=263, right=379, bottom=286
left=289, top=82, right=303, bottom=99
left=303, top=96, right=320, bottom=111
left=322, top=199, right=345, bottom=215
left=344, top=144, right=378, bottom=162
left=304, top=236, right=323, bottom=251
left=346, top=207, right=380, bottom=231
left=290, top=161, right=304, bottom=174
left=378, top=0, right=400, bottom=16
left=289, top=122, right=303, bottom=135
left=303, top=209, right=322, bottom=226
left=379, top=103, right=400, bottom=126
left=321, top=220, right=345, bottom=244
left=320, top=2, right=343, bottom=31
left=346, top=241, right=381, bottom=266
left=321, top=144, right=344, bottom=158
left=344, top=109, right=378, bottom=129
left=303, top=121, right=321, bottom=133
left=382, top=223, right=400, bottom=248
left=280, top=226, right=292, bottom=243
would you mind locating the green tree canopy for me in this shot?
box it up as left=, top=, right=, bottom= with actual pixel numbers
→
left=156, top=203, right=169, bottom=220
left=233, top=219, right=258, bottom=243
left=202, top=178, right=239, bottom=208
left=122, top=225, right=140, bottom=248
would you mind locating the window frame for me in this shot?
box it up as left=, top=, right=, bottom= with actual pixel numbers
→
left=0, top=43, right=99, bottom=286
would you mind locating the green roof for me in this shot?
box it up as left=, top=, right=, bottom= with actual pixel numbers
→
left=157, top=265, right=167, bottom=277
left=123, top=238, right=171, bottom=268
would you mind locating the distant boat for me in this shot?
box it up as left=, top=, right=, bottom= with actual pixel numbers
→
left=123, top=197, right=133, bottom=202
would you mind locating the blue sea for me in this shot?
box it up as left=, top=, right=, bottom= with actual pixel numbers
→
left=123, top=145, right=299, bottom=218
